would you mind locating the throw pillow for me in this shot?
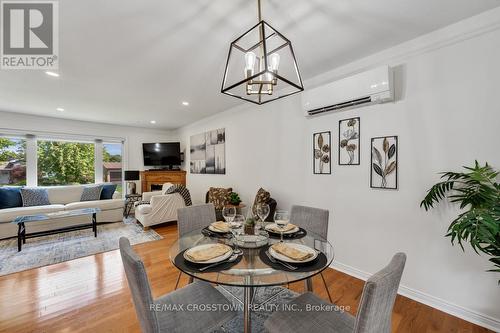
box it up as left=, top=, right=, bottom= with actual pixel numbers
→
left=0, top=186, right=23, bottom=210
left=21, top=188, right=51, bottom=207
left=81, top=185, right=103, bottom=202
left=252, top=187, right=271, bottom=215
left=208, top=187, right=232, bottom=210
left=100, top=183, right=117, bottom=200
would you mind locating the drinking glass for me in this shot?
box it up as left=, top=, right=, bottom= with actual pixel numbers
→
left=230, top=214, right=244, bottom=254
left=222, top=206, right=236, bottom=223
left=255, top=203, right=270, bottom=230
left=274, top=210, right=290, bottom=242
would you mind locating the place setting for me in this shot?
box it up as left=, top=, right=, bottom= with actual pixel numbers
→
left=174, top=243, right=243, bottom=273
left=264, top=210, right=307, bottom=240
left=259, top=210, right=327, bottom=272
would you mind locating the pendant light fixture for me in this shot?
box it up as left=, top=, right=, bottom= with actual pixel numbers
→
left=221, top=0, right=304, bottom=105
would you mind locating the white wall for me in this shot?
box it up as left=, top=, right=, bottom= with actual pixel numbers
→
left=177, top=8, right=500, bottom=330
left=0, top=111, right=177, bottom=172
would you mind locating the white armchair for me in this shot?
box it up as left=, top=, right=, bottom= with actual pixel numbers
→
left=134, top=183, right=186, bottom=228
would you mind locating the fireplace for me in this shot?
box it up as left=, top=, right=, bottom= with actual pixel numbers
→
left=150, top=184, right=163, bottom=191
left=140, top=170, right=186, bottom=192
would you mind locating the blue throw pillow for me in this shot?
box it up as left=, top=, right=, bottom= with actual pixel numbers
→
left=21, top=188, right=51, bottom=207
left=0, top=186, right=23, bottom=210
left=100, top=183, right=117, bottom=200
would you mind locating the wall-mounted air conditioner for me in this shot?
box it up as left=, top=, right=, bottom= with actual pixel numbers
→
left=303, top=65, right=394, bottom=117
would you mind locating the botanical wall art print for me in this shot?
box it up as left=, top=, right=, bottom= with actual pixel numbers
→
left=371, top=136, right=398, bottom=189
left=339, top=117, right=360, bottom=165
left=313, top=131, right=331, bottom=174
left=190, top=128, right=225, bottom=174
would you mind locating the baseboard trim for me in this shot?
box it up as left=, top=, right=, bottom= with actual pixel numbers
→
left=331, top=261, right=500, bottom=332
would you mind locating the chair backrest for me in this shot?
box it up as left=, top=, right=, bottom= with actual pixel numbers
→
left=290, top=205, right=329, bottom=239
left=177, top=203, right=216, bottom=237
left=119, top=237, right=159, bottom=333
left=354, top=253, right=407, bottom=333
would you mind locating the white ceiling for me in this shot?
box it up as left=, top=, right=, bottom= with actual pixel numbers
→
left=1, top=0, right=499, bottom=129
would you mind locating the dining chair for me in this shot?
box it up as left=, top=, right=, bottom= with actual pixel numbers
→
left=290, top=204, right=332, bottom=302
left=175, top=203, right=217, bottom=289
left=119, top=237, right=236, bottom=333
left=264, top=252, right=407, bottom=333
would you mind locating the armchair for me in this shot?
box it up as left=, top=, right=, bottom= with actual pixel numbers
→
left=135, top=183, right=186, bottom=229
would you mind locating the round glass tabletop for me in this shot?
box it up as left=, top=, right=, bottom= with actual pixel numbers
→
left=169, top=227, right=334, bottom=287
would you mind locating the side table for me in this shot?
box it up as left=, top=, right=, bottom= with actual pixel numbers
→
left=124, top=194, right=142, bottom=218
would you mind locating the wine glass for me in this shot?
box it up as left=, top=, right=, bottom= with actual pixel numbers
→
left=255, top=203, right=270, bottom=230
left=274, top=210, right=290, bottom=242
left=230, top=214, right=244, bottom=255
left=222, top=206, right=236, bottom=224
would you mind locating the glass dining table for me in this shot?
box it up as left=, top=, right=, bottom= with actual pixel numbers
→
left=169, top=227, right=334, bottom=333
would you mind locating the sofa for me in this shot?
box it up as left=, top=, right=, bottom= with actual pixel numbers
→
left=0, top=185, right=124, bottom=239
left=134, top=183, right=186, bottom=228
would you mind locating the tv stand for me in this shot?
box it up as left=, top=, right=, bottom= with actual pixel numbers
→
left=140, top=170, right=186, bottom=192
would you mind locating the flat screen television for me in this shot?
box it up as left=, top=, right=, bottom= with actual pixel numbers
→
left=142, top=142, right=181, bottom=167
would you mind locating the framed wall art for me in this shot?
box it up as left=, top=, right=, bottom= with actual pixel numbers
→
left=190, top=128, right=226, bottom=174
left=339, top=117, right=360, bottom=165
left=370, top=136, right=398, bottom=189
left=313, top=131, right=331, bottom=174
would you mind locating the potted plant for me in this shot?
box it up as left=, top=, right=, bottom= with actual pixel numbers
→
left=229, top=192, right=241, bottom=206
left=245, top=217, right=256, bottom=235
left=420, top=161, right=499, bottom=283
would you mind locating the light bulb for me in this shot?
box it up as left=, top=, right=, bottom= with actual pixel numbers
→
left=245, top=52, right=256, bottom=71
left=269, top=53, right=280, bottom=71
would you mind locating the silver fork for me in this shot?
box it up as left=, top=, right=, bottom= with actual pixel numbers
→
left=265, top=251, right=298, bottom=270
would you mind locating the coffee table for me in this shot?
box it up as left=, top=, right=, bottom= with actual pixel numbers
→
left=12, top=208, right=101, bottom=252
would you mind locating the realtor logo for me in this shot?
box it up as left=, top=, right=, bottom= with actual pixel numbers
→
left=1, top=1, right=58, bottom=69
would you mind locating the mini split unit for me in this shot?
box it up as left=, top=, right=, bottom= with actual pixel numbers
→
left=303, top=65, right=394, bottom=116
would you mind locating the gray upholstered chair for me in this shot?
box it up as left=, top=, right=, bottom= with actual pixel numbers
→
left=174, top=203, right=217, bottom=289
left=177, top=203, right=217, bottom=238
left=264, top=252, right=407, bottom=333
left=290, top=205, right=332, bottom=302
left=119, top=237, right=236, bottom=333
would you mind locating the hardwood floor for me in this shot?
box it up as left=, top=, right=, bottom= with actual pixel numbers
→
left=0, top=223, right=493, bottom=333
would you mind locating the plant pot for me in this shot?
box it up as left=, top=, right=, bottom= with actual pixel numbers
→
left=244, top=224, right=255, bottom=235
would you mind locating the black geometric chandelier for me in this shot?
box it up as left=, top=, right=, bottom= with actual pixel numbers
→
left=221, top=0, right=304, bottom=105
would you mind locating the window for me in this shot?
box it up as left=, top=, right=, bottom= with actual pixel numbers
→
left=37, top=140, right=95, bottom=186
left=0, top=137, right=26, bottom=186
left=103, top=143, right=123, bottom=193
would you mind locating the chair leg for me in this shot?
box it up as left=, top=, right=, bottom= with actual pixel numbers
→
left=320, top=272, right=333, bottom=303
left=174, top=271, right=181, bottom=290
left=305, top=277, right=313, bottom=292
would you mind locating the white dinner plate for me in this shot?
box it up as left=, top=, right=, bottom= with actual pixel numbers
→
left=208, top=225, right=229, bottom=233
left=269, top=243, right=318, bottom=264
left=265, top=223, right=300, bottom=234
left=184, top=244, right=233, bottom=264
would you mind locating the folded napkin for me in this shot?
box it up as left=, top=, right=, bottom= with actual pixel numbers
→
left=266, top=223, right=297, bottom=233
left=211, top=221, right=229, bottom=233
left=271, top=243, right=313, bottom=261
left=185, top=244, right=231, bottom=262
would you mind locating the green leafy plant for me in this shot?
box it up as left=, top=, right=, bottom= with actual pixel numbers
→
left=228, top=192, right=241, bottom=205
left=420, top=161, right=500, bottom=282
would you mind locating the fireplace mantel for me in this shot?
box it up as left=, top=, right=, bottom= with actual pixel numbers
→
left=140, top=170, right=187, bottom=192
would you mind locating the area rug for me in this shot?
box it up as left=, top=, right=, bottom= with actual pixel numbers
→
left=0, top=218, right=162, bottom=276
left=214, top=285, right=299, bottom=333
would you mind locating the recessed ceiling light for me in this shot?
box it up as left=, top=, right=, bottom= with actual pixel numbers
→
left=150, top=120, right=156, bottom=124
left=182, top=101, right=189, bottom=106
left=45, top=71, right=60, bottom=77
left=56, top=107, right=64, bottom=112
